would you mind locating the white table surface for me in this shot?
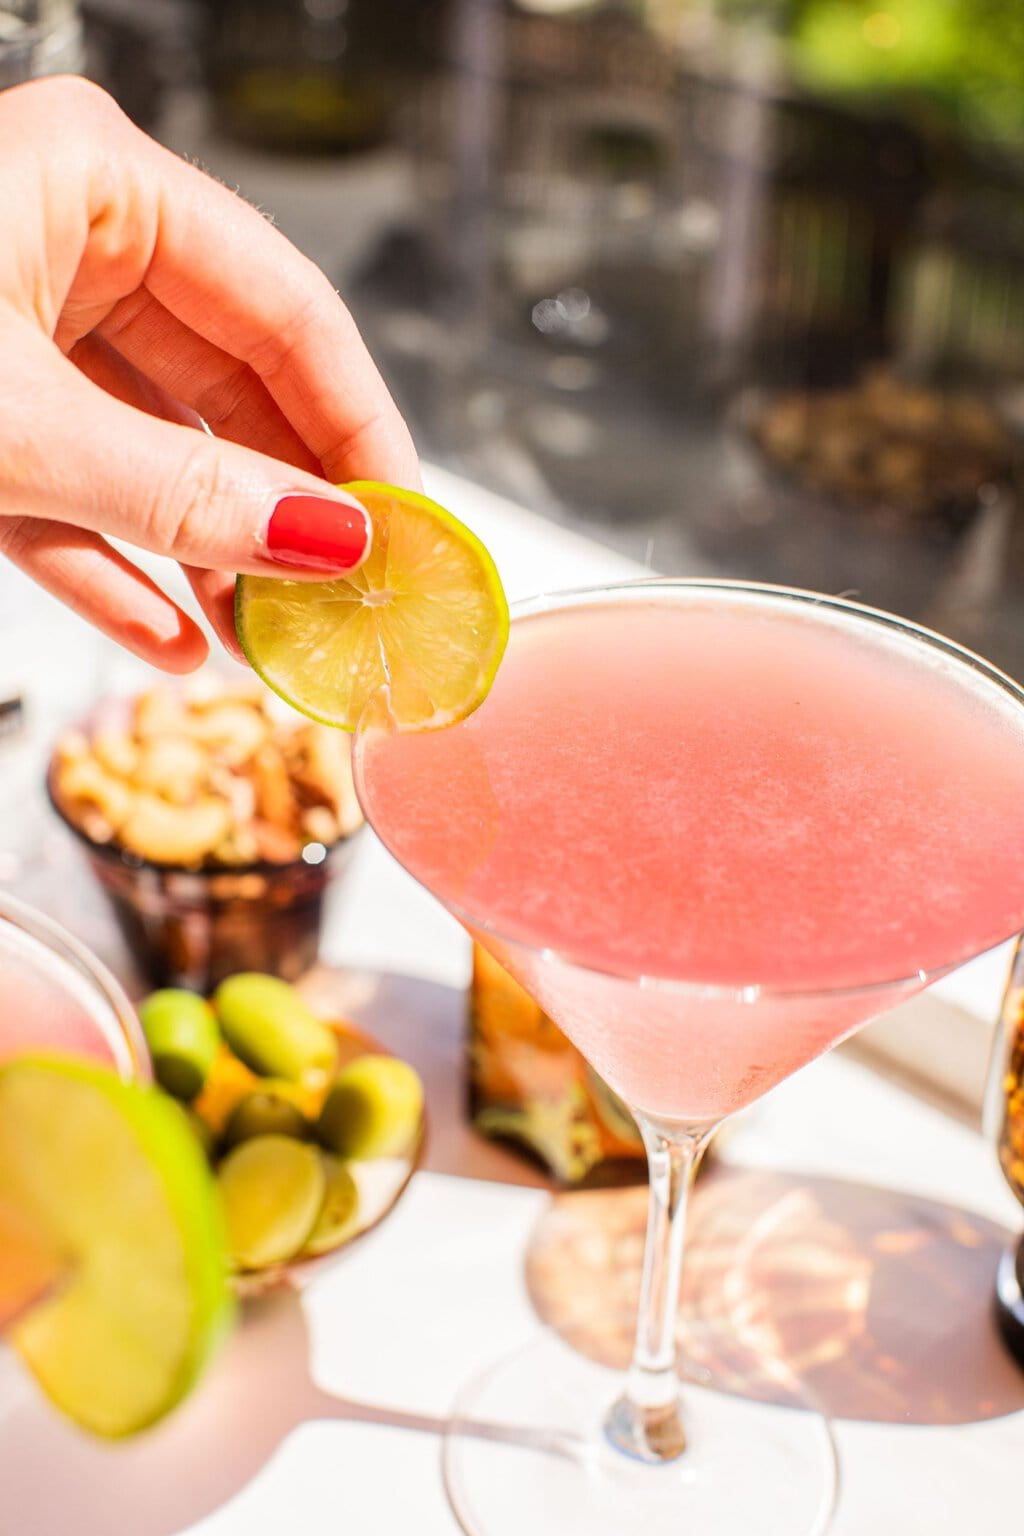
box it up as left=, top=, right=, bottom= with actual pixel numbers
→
left=1, top=465, right=1022, bottom=1533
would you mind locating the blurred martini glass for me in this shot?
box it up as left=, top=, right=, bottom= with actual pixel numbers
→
left=0, top=895, right=231, bottom=1438
left=0, top=892, right=147, bottom=1076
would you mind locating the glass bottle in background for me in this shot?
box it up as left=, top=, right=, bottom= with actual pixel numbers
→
left=468, top=942, right=645, bottom=1185
left=0, top=0, right=82, bottom=90
left=201, top=0, right=439, bottom=155
left=985, top=940, right=1024, bottom=1370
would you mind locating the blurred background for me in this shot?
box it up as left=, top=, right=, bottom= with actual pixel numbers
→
left=6, top=0, right=1024, bottom=675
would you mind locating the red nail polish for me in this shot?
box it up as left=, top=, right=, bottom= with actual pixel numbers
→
left=266, top=493, right=371, bottom=571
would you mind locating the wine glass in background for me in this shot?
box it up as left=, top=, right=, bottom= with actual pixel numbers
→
left=986, top=941, right=1024, bottom=1372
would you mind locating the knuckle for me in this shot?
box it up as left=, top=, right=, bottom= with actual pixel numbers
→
left=9, top=75, right=123, bottom=134
left=0, top=515, right=36, bottom=563
left=54, top=75, right=126, bottom=132
left=319, top=406, right=418, bottom=485
left=151, top=440, right=232, bottom=561
left=319, top=408, right=386, bottom=468
left=247, top=268, right=337, bottom=378
left=193, top=360, right=253, bottom=432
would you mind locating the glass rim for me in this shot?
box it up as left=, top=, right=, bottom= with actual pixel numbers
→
left=360, top=576, right=1024, bottom=1004
left=0, top=891, right=150, bottom=1080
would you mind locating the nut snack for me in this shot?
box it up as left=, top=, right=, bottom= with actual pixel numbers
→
left=751, top=369, right=1016, bottom=529
left=49, top=681, right=364, bottom=990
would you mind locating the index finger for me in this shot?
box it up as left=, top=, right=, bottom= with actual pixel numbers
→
left=140, top=138, right=420, bottom=489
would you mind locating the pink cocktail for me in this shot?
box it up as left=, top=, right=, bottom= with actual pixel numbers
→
left=356, top=580, right=1024, bottom=1536
left=0, top=895, right=148, bottom=1078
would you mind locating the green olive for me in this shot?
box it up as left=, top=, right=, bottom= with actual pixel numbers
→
left=213, top=973, right=337, bottom=1083
left=317, top=1055, right=424, bottom=1161
left=302, top=1155, right=360, bottom=1256
left=139, top=989, right=220, bottom=1102
left=217, top=1134, right=325, bottom=1270
left=222, top=1090, right=310, bottom=1150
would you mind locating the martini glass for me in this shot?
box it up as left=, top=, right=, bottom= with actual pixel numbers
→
left=353, top=579, right=1024, bottom=1536
left=0, top=891, right=149, bottom=1079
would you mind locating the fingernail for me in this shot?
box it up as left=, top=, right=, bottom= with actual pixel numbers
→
left=265, top=491, right=372, bottom=571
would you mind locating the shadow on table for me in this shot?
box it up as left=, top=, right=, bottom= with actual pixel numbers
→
left=527, top=1164, right=1024, bottom=1426
left=0, top=1277, right=586, bottom=1536
left=0, top=1287, right=464, bottom=1536
left=6, top=1164, right=1016, bottom=1536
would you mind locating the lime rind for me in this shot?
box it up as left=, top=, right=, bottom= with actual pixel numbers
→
left=0, top=1055, right=233, bottom=1438
left=235, top=481, right=509, bottom=732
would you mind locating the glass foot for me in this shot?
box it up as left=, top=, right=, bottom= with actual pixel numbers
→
left=443, top=1333, right=838, bottom=1536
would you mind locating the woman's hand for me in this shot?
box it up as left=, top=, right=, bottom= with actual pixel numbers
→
left=0, top=76, right=419, bottom=670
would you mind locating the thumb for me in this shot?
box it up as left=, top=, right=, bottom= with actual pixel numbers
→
left=1, top=332, right=374, bottom=577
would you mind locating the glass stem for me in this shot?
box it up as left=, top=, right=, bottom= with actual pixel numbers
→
left=605, top=1113, right=716, bottom=1464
